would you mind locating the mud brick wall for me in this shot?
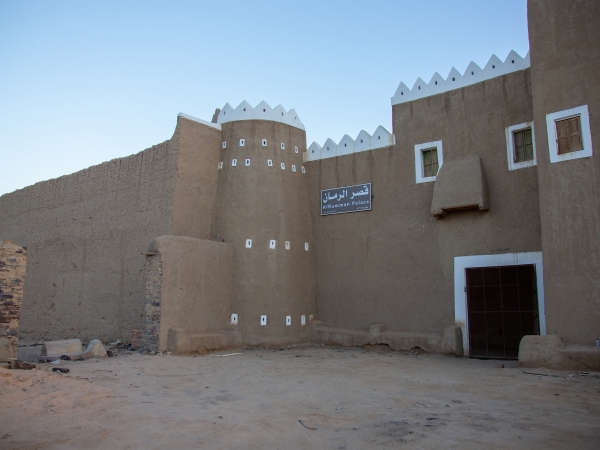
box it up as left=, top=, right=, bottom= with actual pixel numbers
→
left=0, top=117, right=222, bottom=344
left=0, top=241, right=27, bottom=358
left=142, top=251, right=162, bottom=351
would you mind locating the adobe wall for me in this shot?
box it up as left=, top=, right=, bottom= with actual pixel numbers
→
left=0, top=116, right=222, bottom=344
left=145, top=236, right=234, bottom=352
left=528, top=0, right=600, bottom=344
left=0, top=241, right=27, bottom=359
left=306, top=68, right=541, bottom=335
left=212, top=120, right=315, bottom=345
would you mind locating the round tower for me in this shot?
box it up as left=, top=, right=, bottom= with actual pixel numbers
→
left=213, top=101, right=315, bottom=346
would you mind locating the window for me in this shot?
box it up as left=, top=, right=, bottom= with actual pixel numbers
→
left=546, top=105, right=593, bottom=163
left=414, top=140, right=443, bottom=183
left=280, top=143, right=285, bottom=150
left=245, top=159, right=250, bottom=166
left=239, top=139, right=245, bottom=146
left=218, top=161, right=223, bottom=170
left=422, top=148, right=439, bottom=177
left=281, top=162, right=285, bottom=170
left=262, top=139, right=267, bottom=146
left=292, top=164, right=296, bottom=172
left=506, top=122, right=536, bottom=171
left=222, top=141, right=227, bottom=149
left=514, top=129, right=533, bottom=162
left=556, top=117, right=583, bottom=154
left=267, top=159, right=273, bottom=167
left=231, top=159, right=237, bottom=167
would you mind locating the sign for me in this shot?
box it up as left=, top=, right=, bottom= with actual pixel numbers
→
left=321, top=183, right=371, bottom=216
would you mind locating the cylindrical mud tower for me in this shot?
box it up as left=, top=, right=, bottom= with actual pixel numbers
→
left=213, top=103, right=315, bottom=346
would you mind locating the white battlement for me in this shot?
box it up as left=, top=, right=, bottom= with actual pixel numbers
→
left=391, top=50, right=530, bottom=105
left=217, top=101, right=305, bottom=130
left=305, top=126, right=395, bottom=161
left=177, top=112, right=222, bottom=130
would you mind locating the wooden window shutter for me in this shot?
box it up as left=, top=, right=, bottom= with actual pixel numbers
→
left=556, top=116, right=583, bottom=154
left=568, top=117, right=583, bottom=152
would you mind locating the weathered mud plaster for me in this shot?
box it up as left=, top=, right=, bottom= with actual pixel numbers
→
left=0, top=115, right=221, bottom=343
left=213, top=119, right=316, bottom=347
left=310, top=321, right=463, bottom=356
left=430, top=155, right=489, bottom=218
left=519, top=335, right=600, bottom=371
left=145, top=236, right=235, bottom=352
left=528, top=0, right=600, bottom=345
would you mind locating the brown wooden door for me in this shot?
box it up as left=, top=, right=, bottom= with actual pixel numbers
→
left=466, top=265, right=539, bottom=359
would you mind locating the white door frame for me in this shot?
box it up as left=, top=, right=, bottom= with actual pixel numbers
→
left=454, top=252, right=546, bottom=355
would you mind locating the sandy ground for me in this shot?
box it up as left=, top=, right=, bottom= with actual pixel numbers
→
left=1, top=344, right=599, bottom=449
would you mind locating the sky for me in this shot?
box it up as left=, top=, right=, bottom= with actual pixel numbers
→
left=0, top=0, right=529, bottom=196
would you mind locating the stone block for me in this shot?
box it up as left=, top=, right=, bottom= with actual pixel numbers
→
left=0, top=336, right=16, bottom=360
left=41, top=339, right=83, bottom=357
left=81, top=339, right=107, bottom=359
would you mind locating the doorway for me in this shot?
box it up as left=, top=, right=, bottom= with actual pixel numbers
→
left=466, top=265, right=539, bottom=359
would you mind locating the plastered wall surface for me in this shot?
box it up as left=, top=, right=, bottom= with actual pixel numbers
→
left=147, top=236, right=233, bottom=352
left=213, top=120, right=315, bottom=345
left=307, top=68, right=542, bottom=335
left=171, top=117, right=222, bottom=239
left=0, top=241, right=27, bottom=359
left=528, top=0, right=600, bottom=344
left=0, top=117, right=222, bottom=344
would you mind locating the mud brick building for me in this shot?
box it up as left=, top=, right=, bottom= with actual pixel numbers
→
left=0, top=0, right=598, bottom=368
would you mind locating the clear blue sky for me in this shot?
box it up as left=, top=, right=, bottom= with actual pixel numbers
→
left=0, top=0, right=529, bottom=196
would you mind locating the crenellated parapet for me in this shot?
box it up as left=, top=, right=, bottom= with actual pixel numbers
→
left=391, top=50, right=530, bottom=105
left=305, top=126, right=395, bottom=161
left=216, top=100, right=305, bottom=130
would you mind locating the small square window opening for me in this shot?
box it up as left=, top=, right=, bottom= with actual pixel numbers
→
left=556, top=116, right=583, bottom=155
left=292, top=165, right=296, bottom=172
left=222, top=141, right=227, bottom=149
left=267, top=159, right=273, bottom=167
left=231, top=159, right=237, bottom=167
left=245, top=159, right=251, bottom=166
left=281, top=163, right=286, bottom=170
left=546, top=105, right=592, bottom=164
left=239, top=139, right=245, bottom=146
left=294, top=146, right=298, bottom=154
left=422, top=148, right=439, bottom=178
left=262, top=139, right=267, bottom=146
left=513, top=128, right=534, bottom=163
left=280, top=143, right=285, bottom=150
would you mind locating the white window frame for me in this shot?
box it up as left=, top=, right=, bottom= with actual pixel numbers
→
left=414, top=140, right=443, bottom=184
left=454, top=251, right=546, bottom=355
left=546, top=104, right=593, bottom=163
left=239, top=138, right=245, bottom=146
left=506, top=122, right=536, bottom=171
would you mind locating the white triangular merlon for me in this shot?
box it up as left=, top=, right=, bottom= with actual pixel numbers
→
left=391, top=50, right=530, bottom=105
left=304, top=126, right=394, bottom=161
left=216, top=101, right=305, bottom=130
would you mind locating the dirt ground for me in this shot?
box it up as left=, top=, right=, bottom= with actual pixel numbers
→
left=1, top=344, right=599, bottom=449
